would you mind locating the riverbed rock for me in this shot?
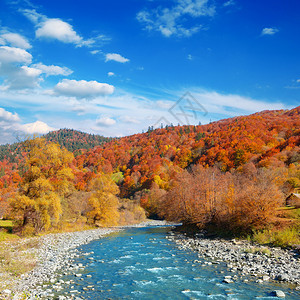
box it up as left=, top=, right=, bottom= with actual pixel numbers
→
left=276, top=274, right=289, bottom=281
left=167, top=232, right=300, bottom=286
left=2, top=289, right=11, bottom=295
left=271, top=290, right=286, bottom=298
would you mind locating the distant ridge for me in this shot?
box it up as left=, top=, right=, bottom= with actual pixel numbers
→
left=0, top=129, right=113, bottom=162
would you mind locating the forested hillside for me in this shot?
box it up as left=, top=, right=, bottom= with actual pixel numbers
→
left=0, top=129, right=113, bottom=162
left=75, top=107, right=300, bottom=198
left=0, top=107, right=299, bottom=243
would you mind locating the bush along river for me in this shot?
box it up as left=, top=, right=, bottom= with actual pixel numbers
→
left=16, top=224, right=300, bottom=299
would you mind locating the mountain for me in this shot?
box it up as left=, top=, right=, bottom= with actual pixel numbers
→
left=0, top=129, right=113, bottom=162
left=74, top=106, right=300, bottom=197
left=44, top=129, right=113, bottom=154
left=1, top=107, right=299, bottom=199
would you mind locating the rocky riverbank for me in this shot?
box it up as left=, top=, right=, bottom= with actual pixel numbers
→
left=0, top=228, right=120, bottom=299
left=0, top=220, right=170, bottom=299
left=167, top=231, right=300, bottom=290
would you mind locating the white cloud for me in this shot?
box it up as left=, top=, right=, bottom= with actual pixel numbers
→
left=0, top=46, right=32, bottom=64
left=96, top=116, right=116, bottom=126
left=120, top=115, right=140, bottom=124
left=0, top=65, right=42, bottom=90
left=32, top=63, right=73, bottom=76
left=223, top=0, right=235, bottom=7
left=261, top=27, right=278, bottom=36
left=137, top=0, right=215, bottom=37
left=156, top=100, right=174, bottom=109
left=0, top=107, right=20, bottom=123
left=90, top=50, right=100, bottom=55
left=22, top=9, right=44, bottom=24
left=36, top=18, right=82, bottom=44
left=108, top=72, right=115, bottom=77
left=53, top=79, right=115, bottom=99
left=187, top=54, right=193, bottom=60
left=19, top=120, right=55, bottom=135
left=0, top=107, right=54, bottom=144
left=105, top=53, right=129, bottom=63
left=0, top=32, right=31, bottom=49
left=190, top=90, right=285, bottom=115
left=0, top=84, right=290, bottom=143
left=0, top=47, right=42, bottom=90
left=22, top=9, right=109, bottom=48
left=297, top=79, right=300, bottom=83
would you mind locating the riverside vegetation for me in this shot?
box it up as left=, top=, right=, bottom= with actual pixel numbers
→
left=0, top=107, right=299, bottom=295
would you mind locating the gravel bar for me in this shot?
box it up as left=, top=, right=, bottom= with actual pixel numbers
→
left=167, top=231, right=300, bottom=289
left=1, top=220, right=171, bottom=299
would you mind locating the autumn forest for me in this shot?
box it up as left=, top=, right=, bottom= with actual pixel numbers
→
left=0, top=106, right=300, bottom=246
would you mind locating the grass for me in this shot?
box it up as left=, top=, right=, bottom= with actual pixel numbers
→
left=244, top=246, right=271, bottom=256
left=250, top=207, right=300, bottom=248
left=0, top=236, right=40, bottom=290
left=0, top=219, right=19, bottom=242
left=251, top=227, right=300, bottom=248
left=0, top=220, right=14, bottom=228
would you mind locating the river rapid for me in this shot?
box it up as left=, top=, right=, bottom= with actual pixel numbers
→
left=46, top=225, right=299, bottom=300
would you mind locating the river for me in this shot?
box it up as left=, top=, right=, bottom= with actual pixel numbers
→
left=52, top=225, right=299, bottom=299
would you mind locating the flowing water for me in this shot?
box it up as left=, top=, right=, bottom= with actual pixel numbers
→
left=56, top=226, right=299, bottom=299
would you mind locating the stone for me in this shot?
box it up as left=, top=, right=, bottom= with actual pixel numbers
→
left=262, top=275, right=270, bottom=281
left=75, top=274, right=82, bottom=277
left=223, top=278, right=234, bottom=283
left=271, top=290, right=285, bottom=298
left=2, top=289, right=11, bottom=295
left=277, top=274, right=289, bottom=281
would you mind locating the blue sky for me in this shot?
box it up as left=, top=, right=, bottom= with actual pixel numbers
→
left=0, top=0, right=299, bottom=144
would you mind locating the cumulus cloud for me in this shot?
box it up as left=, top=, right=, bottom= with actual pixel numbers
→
left=137, top=0, right=215, bottom=37
left=0, top=107, right=54, bottom=144
left=53, top=79, right=115, bottom=99
left=22, top=9, right=109, bottom=48
left=107, top=72, right=115, bottom=77
left=105, top=53, right=129, bottom=63
left=36, top=18, right=83, bottom=44
left=32, top=63, right=73, bottom=76
left=261, top=27, right=278, bottom=36
left=0, top=46, right=73, bottom=90
left=0, top=107, right=20, bottom=123
left=0, top=47, right=42, bottom=90
left=0, top=32, right=31, bottom=49
left=96, top=116, right=116, bottom=126
left=6, top=66, right=42, bottom=90
left=0, top=46, right=32, bottom=64
left=19, top=120, right=55, bottom=135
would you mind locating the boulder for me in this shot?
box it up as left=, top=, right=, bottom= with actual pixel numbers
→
left=271, top=290, right=285, bottom=298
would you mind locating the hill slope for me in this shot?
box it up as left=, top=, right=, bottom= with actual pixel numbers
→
left=0, top=129, right=113, bottom=162
left=74, top=106, right=300, bottom=197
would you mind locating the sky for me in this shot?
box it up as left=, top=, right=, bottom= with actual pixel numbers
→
left=0, top=0, right=299, bottom=144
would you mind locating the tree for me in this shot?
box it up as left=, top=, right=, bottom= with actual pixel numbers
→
left=87, top=174, right=120, bottom=226
left=9, top=138, right=74, bottom=233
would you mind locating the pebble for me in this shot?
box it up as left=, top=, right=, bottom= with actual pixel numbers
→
left=167, top=232, right=300, bottom=286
